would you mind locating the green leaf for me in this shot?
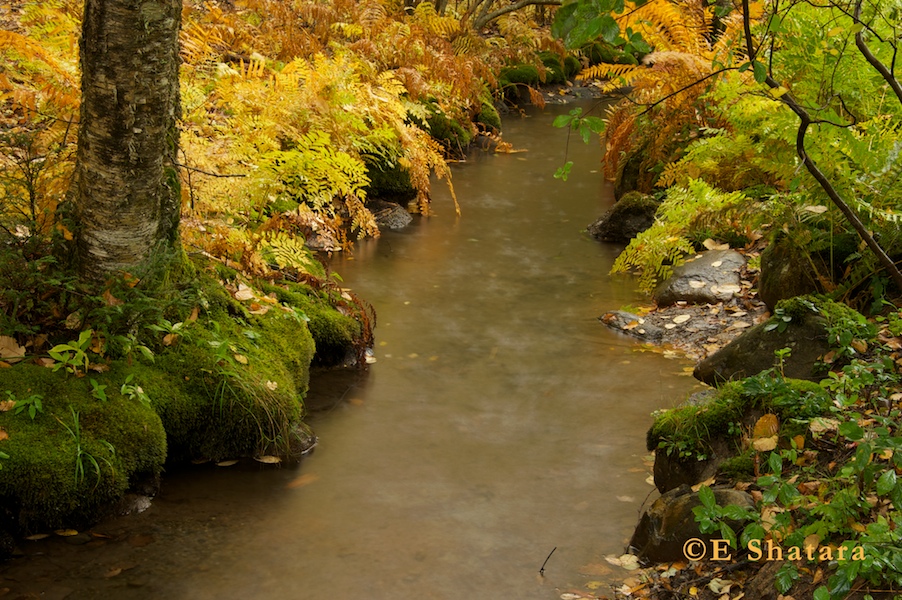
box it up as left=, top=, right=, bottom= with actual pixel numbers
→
left=768, top=451, right=783, bottom=476
left=752, top=60, right=767, bottom=83
left=552, top=114, right=573, bottom=128
left=698, top=485, right=716, bottom=510
left=812, top=586, right=831, bottom=600
left=839, top=421, right=864, bottom=441
left=722, top=504, right=752, bottom=521
left=775, top=562, right=799, bottom=594
left=554, top=161, right=573, bottom=181
left=876, top=469, right=897, bottom=496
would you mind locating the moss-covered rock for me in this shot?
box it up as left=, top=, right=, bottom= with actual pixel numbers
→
left=475, top=101, right=502, bottom=133
left=647, top=377, right=833, bottom=491
left=364, top=159, right=417, bottom=203
left=0, top=365, right=166, bottom=532
left=538, top=51, right=566, bottom=84
left=498, top=64, right=541, bottom=87
left=425, top=101, right=474, bottom=154
left=563, top=55, right=582, bottom=78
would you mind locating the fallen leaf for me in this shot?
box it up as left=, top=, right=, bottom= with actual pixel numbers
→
left=703, top=239, right=730, bottom=251
left=285, top=472, right=320, bottom=489
left=54, top=529, right=79, bottom=537
left=731, top=310, right=748, bottom=317
left=163, top=333, right=179, bottom=346
left=753, top=436, right=778, bottom=451
left=265, top=380, right=278, bottom=391
left=25, top=533, right=50, bottom=541
left=689, top=280, right=707, bottom=289
left=753, top=414, right=780, bottom=438
left=187, top=306, right=200, bottom=322
left=851, top=339, right=868, bottom=353
left=216, top=460, right=239, bottom=467
left=708, top=578, right=733, bottom=594
left=711, top=260, right=724, bottom=268
left=0, top=361, right=10, bottom=369
left=254, top=455, right=281, bottom=464
left=0, top=401, right=14, bottom=412
left=87, top=363, right=110, bottom=373
left=102, top=289, right=123, bottom=307
left=809, top=418, right=839, bottom=434
left=104, top=568, right=122, bottom=578
left=0, top=430, right=8, bottom=441
left=233, top=354, right=248, bottom=365
left=673, top=314, right=691, bottom=324
left=234, top=284, right=254, bottom=301
left=35, top=357, right=55, bottom=368
left=803, top=205, right=828, bottom=214
left=0, top=336, right=26, bottom=363
left=730, top=320, right=752, bottom=329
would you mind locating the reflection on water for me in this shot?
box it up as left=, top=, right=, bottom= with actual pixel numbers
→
left=0, top=101, right=700, bottom=599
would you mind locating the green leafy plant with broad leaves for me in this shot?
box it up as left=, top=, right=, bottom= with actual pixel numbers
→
left=120, top=374, right=151, bottom=409
left=692, top=484, right=761, bottom=549
left=7, top=391, right=43, bottom=420
left=48, top=329, right=94, bottom=375
left=89, top=379, right=107, bottom=402
left=552, top=107, right=606, bottom=181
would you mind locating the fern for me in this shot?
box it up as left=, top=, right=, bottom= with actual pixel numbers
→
left=612, top=180, right=749, bottom=293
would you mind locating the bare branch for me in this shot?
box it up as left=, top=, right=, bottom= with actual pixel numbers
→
left=853, top=0, right=902, bottom=106
left=473, top=0, right=562, bottom=30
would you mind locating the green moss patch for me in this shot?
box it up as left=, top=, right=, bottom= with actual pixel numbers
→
left=0, top=365, right=166, bottom=532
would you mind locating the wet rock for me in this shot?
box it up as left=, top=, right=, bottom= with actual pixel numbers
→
left=758, top=236, right=821, bottom=311
left=588, top=192, right=660, bottom=243
left=652, top=439, right=732, bottom=494
left=369, top=199, right=413, bottom=230
left=693, top=309, right=831, bottom=385
left=628, top=485, right=755, bottom=563
left=654, top=250, right=746, bottom=306
left=598, top=310, right=665, bottom=342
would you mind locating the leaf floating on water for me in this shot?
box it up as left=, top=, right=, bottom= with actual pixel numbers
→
left=285, top=472, right=319, bottom=489
left=672, top=314, right=691, bottom=324
left=25, top=533, right=50, bottom=541
left=216, top=460, right=239, bottom=467
left=254, top=455, right=281, bottom=464
left=54, top=529, right=79, bottom=537
left=104, top=568, right=123, bottom=579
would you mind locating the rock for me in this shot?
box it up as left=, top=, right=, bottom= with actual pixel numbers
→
left=628, top=485, right=755, bottom=563
left=654, top=250, right=746, bottom=306
left=652, top=438, right=732, bottom=494
left=368, top=199, right=413, bottom=230
left=587, top=192, right=660, bottom=243
left=758, top=236, right=821, bottom=311
left=693, top=308, right=831, bottom=385
left=598, top=310, right=666, bottom=342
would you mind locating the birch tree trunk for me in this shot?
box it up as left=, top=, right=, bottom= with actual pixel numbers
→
left=74, top=0, right=181, bottom=279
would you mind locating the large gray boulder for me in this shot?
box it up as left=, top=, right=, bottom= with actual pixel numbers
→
left=693, top=306, right=831, bottom=385
left=369, top=199, right=413, bottom=230
left=629, top=485, right=755, bottom=563
left=654, top=250, right=746, bottom=306
left=588, top=192, right=660, bottom=243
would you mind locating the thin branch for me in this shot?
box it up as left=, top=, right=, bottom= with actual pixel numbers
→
left=473, top=0, right=562, bottom=30
left=740, top=0, right=902, bottom=292
left=853, top=0, right=902, bottom=106
left=633, top=66, right=739, bottom=115
left=174, top=163, right=247, bottom=178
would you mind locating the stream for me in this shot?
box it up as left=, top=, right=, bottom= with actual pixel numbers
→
left=0, top=100, right=701, bottom=599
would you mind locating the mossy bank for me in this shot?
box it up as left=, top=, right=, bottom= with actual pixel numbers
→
left=0, top=259, right=369, bottom=541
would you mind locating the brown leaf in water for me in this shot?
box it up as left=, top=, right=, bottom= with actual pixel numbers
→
left=25, top=533, right=50, bottom=541
left=254, top=455, right=281, bottom=464
left=104, top=568, right=123, bottom=578
left=54, top=529, right=79, bottom=537
left=128, top=533, right=155, bottom=548
left=285, top=472, right=319, bottom=489
left=216, top=460, right=239, bottom=467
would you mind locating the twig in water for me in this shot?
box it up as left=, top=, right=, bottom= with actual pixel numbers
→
left=539, top=546, right=557, bottom=576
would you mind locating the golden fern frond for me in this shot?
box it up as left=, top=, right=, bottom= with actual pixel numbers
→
left=259, top=231, right=319, bottom=272
left=411, top=2, right=461, bottom=38
left=0, top=30, right=76, bottom=87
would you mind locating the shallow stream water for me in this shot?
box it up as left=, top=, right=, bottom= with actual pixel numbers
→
left=0, top=100, right=701, bottom=599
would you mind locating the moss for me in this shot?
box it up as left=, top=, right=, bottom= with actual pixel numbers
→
left=499, top=64, right=541, bottom=86
left=475, top=101, right=502, bottom=132
left=425, top=100, right=473, bottom=153
left=563, top=55, right=582, bottom=78
left=142, top=285, right=315, bottom=462
left=0, top=365, right=166, bottom=532
left=364, top=159, right=417, bottom=202
left=538, top=51, right=566, bottom=84
left=773, top=295, right=876, bottom=344
left=259, top=280, right=363, bottom=366
left=648, top=376, right=834, bottom=461
left=719, top=451, right=756, bottom=480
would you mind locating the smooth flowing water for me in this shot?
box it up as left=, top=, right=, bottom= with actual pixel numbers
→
left=0, top=101, right=700, bottom=599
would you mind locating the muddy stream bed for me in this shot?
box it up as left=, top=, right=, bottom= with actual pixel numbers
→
left=0, top=100, right=702, bottom=599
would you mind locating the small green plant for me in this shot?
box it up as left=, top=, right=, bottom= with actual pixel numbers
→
left=7, top=390, right=43, bottom=420
left=89, top=378, right=108, bottom=402
left=692, top=485, right=761, bottom=549
left=56, top=407, right=115, bottom=488
left=552, top=107, right=606, bottom=181
left=48, top=329, right=94, bottom=375
left=120, top=374, right=151, bottom=409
